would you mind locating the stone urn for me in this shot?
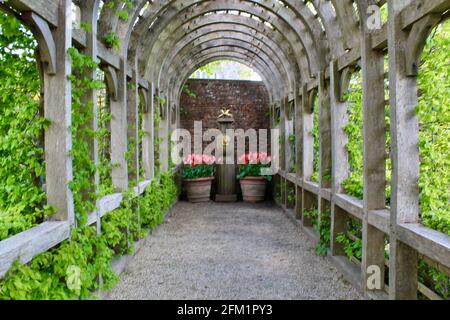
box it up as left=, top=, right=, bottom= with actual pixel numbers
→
left=184, top=177, right=214, bottom=203
left=240, top=176, right=267, bottom=203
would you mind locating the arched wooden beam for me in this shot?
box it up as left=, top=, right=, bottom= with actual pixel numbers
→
left=170, top=52, right=279, bottom=100
left=167, top=48, right=281, bottom=102
left=131, top=0, right=324, bottom=80
left=405, top=14, right=441, bottom=76
left=172, top=54, right=277, bottom=106
left=157, top=37, right=289, bottom=97
left=157, top=31, right=293, bottom=93
left=161, top=39, right=286, bottom=99
left=22, top=11, right=57, bottom=75
left=139, top=87, right=149, bottom=113
left=103, top=66, right=119, bottom=102
left=142, top=14, right=301, bottom=84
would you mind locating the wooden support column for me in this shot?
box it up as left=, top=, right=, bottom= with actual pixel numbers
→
left=318, top=71, right=332, bottom=235
left=388, top=0, right=419, bottom=300
left=302, top=85, right=315, bottom=228
left=159, top=92, right=170, bottom=172
left=279, top=97, right=287, bottom=207
left=330, top=60, right=349, bottom=197
left=360, top=0, right=388, bottom=296
left=111, top=59, right=129, bottom=191
left=126, top=60, right=139, bottom=184
left=330, top=60, right=350, bottom=257
left=142, top=82, right=155, bottom=180
left=44, top=0, right=74, bottom=224
left=295, top=86, right=303, bottom=220
left=79, top=0, right=101, bottom=233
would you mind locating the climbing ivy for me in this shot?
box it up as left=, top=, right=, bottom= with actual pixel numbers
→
left=311, top=97, right=320, bottom=183
left=417, top=20, right=450, bottom=235
left=0, top=12, right=53, bottom=241
left=68, top=47, right=105, bottom=225
left=0, top=171, right=179, bottom=300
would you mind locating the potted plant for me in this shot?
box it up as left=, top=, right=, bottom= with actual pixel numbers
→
left=183, top=154, right=216, bottom=203
left=237, top=152, right=272, bottom=203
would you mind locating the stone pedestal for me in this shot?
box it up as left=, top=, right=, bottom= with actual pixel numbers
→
left=215, top=116, right=237, bottom=202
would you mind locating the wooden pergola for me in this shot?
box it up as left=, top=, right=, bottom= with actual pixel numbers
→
left=0, top=0, right=449, bottom=300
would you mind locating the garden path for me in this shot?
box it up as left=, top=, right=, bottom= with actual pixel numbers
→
left=107, top=202, right=362, bottom=300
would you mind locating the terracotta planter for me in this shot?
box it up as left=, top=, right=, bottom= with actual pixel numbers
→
left=184, top=177, right=214, bottom=203
left=240, top=176, right=267, bottom=203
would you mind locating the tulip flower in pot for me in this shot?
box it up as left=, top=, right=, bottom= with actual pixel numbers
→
left=237, top=152, right=272, bottom=203
left=183, top=154, right=217, bottom=203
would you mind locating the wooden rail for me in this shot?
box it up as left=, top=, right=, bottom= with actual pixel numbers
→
left=277, top=170, right=450, bottom=300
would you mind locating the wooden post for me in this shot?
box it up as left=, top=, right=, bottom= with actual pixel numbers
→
left=159, top=92, right=170, bottom=172
left=330, top=60, right=350, bottom=257
left=142, top=82, right=155, bottom=180
left=388, top=0, right=419, bottom=300
left=80, top=0, right=101, bottom=233
left=360, top=0, right=388, bottom=296
left=295, top=86, right=303, bottom=220
left=44, top=0, right=74, bottom=224
left=126, top=61, right=139, bottom=184
left=302, top=84, right=315, bottom=228
left=318, top=71, right=332, bottom=234
left=111, top=59, right=129, bottom=191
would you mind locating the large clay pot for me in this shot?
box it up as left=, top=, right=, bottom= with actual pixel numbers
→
left=184, top=177, right=214, bottom=203
left=240, top=177, right=267, bottom=203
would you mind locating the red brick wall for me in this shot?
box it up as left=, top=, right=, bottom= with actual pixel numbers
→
left=180, top=79, right=270, bottom=149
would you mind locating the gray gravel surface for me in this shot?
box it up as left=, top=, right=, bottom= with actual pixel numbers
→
left=106, top=201, right=363, bottom=300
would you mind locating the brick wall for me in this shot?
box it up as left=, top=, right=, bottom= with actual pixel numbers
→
left=180, top=79, right=270, bottom=151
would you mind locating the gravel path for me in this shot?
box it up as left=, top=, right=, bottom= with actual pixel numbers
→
left=107, top=201, right=363, bottom=300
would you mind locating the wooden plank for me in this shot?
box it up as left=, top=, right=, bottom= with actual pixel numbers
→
left=396, top=223, right=450, bottom=269
left=285, top=172, right=297, bottom=184
left=360, top=2, right=389, bottom=296
left=368, top=209, right=390, bottom=234
left=9, top=0, right=58, bottom=26
left=334, top=193, right=364, bottom=220
left=388, top=0, right=420, bottom=300
left=0, top=222, right=70, bottom=278
left=400, top=0, right=450, bottom=29
left=303, top=180, right=320, bottom=195
left=87, top=193, right=123, bottom=226
left=44, top=0, right=74, bottom=223
left=371, top=24, right=388, bottom=51
left=320, top=188, right=332, bottom=202
left=418, top=282, right=444, bottom=301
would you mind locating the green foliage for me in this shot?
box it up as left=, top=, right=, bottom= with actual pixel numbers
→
left=97, top=78, right=114, bottom=197
left=287, top=184, right=295, bottom=207
left=183, top=155, right=216, bottom=180
left=0, top=226, right=117, bottom=300
left=336, top=220, right=363, bottom=261
left=418, top=260, right=450, bottom=299
left=237, top=153, right=273, bottom=181
left=342, top=71, right=364, bottom=200
left=237, top=164, right=273, bottom=182
left=288, top=133, right=296, bottom=173
left=103, top=32, right=120, bottom=50
left=183, top=84, right=197, bottom=98
left=341, top=69, right=392, bottom=203
left=417, top=20, right=450, bottom=235
left=0, top=12, right=53, bottom=241
left=303, top=208, right=331, bottom=256
left=68, top=47, right=106, bottom=225
left=0, top=171, right=179, bottom=300
left=183, top=164, right=215, bottom=180
left=311, top=97, right=320, bottom=182
left=316, top=210, right=331, bottom=257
